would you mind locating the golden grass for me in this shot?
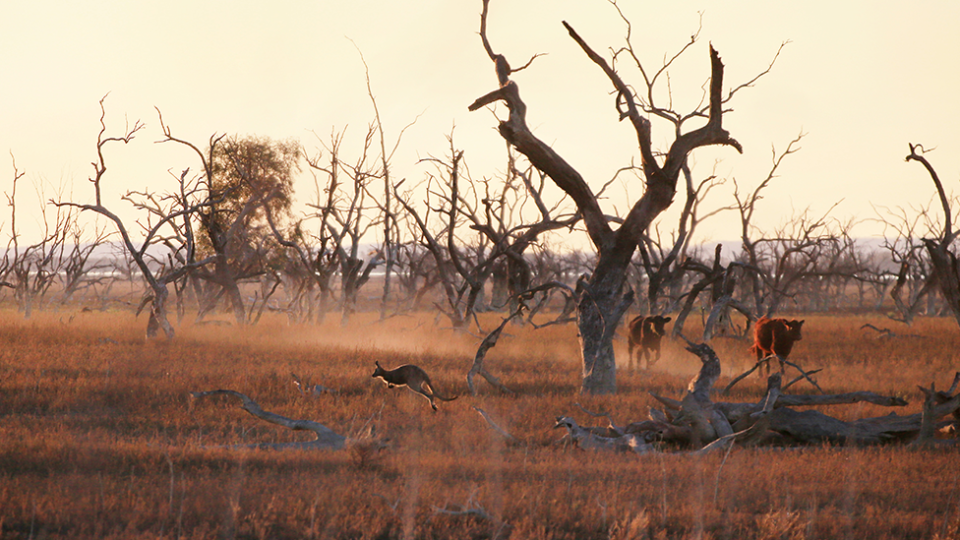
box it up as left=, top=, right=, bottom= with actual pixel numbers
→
left=0, top=308, right=958, bottom=539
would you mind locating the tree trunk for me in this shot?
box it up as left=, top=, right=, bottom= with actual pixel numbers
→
left=146, top=286, right=176, bottom=339
left=577, top=301, right=618, bottom=393
left=925, top=240, right=960, bottom=328
left=213, top=255, right=246, bottom=325
left=578, top=249, right=634, bottom=394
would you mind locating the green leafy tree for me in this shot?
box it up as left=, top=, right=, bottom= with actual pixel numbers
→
left=194, top=135, right=301, bottom=323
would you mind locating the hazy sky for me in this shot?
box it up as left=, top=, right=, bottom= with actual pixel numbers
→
left=2, top=0, right=958, bottom=248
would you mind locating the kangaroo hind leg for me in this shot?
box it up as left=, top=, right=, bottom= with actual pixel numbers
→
left=415, top=381, right=439, bottom=411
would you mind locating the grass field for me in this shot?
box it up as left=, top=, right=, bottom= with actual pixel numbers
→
left=0, top=308, right=958, bottom=539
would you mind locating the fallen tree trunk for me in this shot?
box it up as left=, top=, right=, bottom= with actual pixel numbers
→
left=553, top=415, right=652, bottom=454
left=191, top=389, right=350, bottom=450
left=715, top=391, right=909, bottom=426
left=557, top=344, right=957, bottom=452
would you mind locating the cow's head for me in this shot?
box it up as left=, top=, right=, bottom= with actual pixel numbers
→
left=649, top=315, right=672, bottom=335
left=786, top=319, right=805, bottom=340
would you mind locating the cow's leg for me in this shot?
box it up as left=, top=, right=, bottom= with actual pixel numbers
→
left=648, top=345, right=661, bottom=368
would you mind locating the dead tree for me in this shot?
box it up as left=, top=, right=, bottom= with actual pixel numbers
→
left=796, top=228, right=886, bottom=313
left=2, top=159, right=76, bottom=316
left=469, top=1, right=781, bottom=393
left=467, top=306, right=522, bottom=396
left=733, top=133, right=823, bottom=319
left=1, top=157, right=113, bottom=315
left=300, top=126, right=384, bottom=326
left=673, top=244, right=752, bottom=341
left=392, top=241, right=442, bottom=312
left=467, top=282, right=576, bottom=395
left=634, top=163, right=734, bottom=315
left=396, top=145, right=488, bottom=330
left=352, top=46, right=417, bottom=322
left=265, top=130, right=350, bottom=324
left=330, top=158, right=381, bottom=327
left=190, top=390, right=352, bottom=450
left=906, top=144, right=960, bottom=328
left=58, top=220, right=113, bottom=306
left=53, top=98, right=216, bottom=338
left=458, top=148, right=579, bottom=318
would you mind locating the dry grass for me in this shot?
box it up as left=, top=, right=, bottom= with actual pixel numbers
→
left=0, top=308, right=958, bottom=539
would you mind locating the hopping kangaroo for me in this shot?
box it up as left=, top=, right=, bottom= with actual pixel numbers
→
left=372, top=361, right=458, bottom=411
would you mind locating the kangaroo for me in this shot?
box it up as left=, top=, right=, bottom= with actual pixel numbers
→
left=371, top=361, right=458, bottom=411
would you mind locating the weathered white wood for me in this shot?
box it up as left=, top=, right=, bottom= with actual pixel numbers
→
left=553, top=416, right=651, bottom=454
left=474, top=407, right=518, bottom=444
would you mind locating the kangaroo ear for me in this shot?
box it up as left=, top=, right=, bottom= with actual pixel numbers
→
left=664, top=317, right=672, bottom=323
left=375, top=361, right=381, bottom=367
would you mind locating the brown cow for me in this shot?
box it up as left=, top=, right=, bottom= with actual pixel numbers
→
left=627, top=315, right=672, bottom=370
left=750, top=316, right=804, bottom=375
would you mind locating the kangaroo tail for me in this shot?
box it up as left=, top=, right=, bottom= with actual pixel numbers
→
left=423, top=381, right=458, bottom=402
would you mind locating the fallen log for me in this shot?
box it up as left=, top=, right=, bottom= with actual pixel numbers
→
left=647, top=344, right=951, bottom=449
left=474, top=406, right=519, bottom=444
left=553, top=416, right=652, bottom=454
left=558, top=367, right=958, bottom=453
left=758, top=379, right=960, bottom=446
left=913, top=378, right=960, bottom=447
left=191, top=389, right=351, bottom=450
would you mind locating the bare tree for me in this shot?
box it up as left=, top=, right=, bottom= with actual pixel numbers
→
left=633, top=162, right=733, bottom=315
left=734, top=133, right=804, bottom=317
left=0, top=156, right=66, bottom=317
left=457, top=148, right=579, bottom=318
left=300, top=126, right=383, bottom=326
left=58, top=219, right=113, bottom=306
left=875, top=201, right=940, bottom=323
left=395, top=145, right=483, bottom=329
left=352, top=46, right=419, bottom=322
left=906, top=143, right=960, bottom=328
left=53, top=98, right=215, bottom=338
left=392, top=240, right=442, bottom=312
left=394, top=134, right=579, bottom=331
left=266, top=130, right=347, bottom=324
left=469, top=1, right=779, bottom=393
left=744, top=206, right=844, bottom=317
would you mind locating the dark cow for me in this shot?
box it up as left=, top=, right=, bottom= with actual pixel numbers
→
left=627, top=315, right=672, bottom=370
left=750, top=316, right=805, bottom=375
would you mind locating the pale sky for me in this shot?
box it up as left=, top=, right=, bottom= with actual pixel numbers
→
left=1, top=0, right=958, bottom=249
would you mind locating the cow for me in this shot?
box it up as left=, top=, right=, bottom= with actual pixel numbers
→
left=750, top=316, right=805, bottom=375
left=627, top=315, right=672, bottom=370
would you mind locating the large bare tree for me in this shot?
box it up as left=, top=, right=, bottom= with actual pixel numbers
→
left=906, top=143, right=960, bottom=328
left=54, top=98, right=215, bottom=338
left=469, top=1, right=777, bottom=393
